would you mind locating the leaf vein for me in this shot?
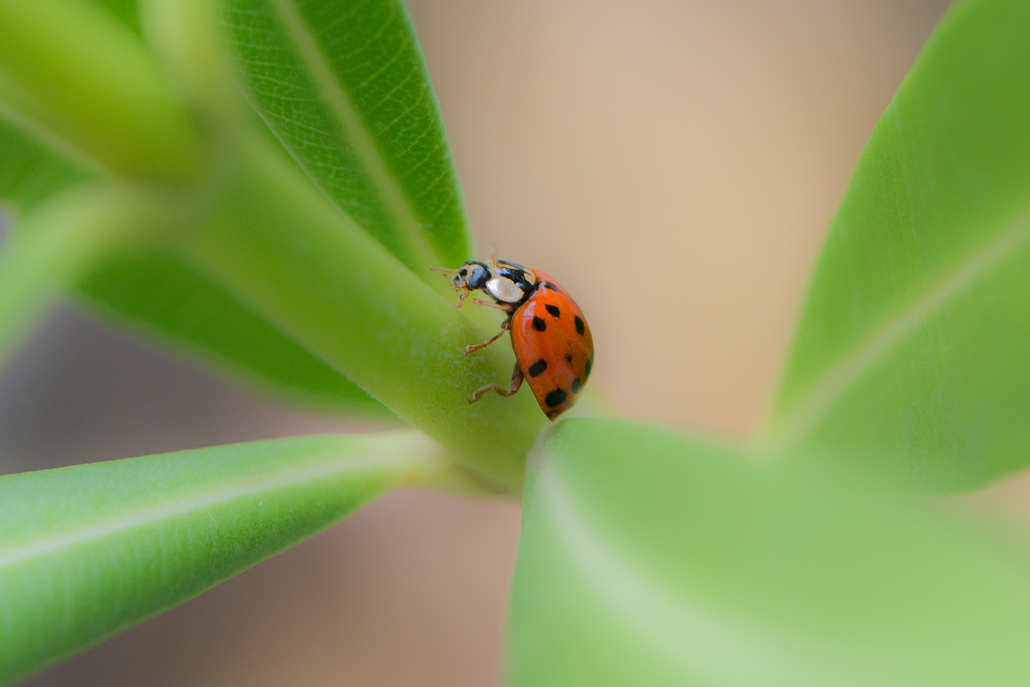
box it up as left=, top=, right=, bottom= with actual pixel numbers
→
left=767, top=213, right=1030, bottom=452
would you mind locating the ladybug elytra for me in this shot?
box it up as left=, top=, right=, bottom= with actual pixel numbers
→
left=437, top=258, right=594, bottom=420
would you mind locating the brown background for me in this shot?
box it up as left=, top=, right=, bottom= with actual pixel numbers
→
left=2, top=0, right=972, bottom=684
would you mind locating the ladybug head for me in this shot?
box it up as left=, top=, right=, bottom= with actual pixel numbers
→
left=451, top=260, right=491, bottom=291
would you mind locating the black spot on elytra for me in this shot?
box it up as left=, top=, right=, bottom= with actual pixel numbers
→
left=584, top=357, right=593, bottom=379
left=528, top=359, right=548, bottom=377
left=545, top=304, right=561, bottom=318
left=545, top=388, right=567, bottom=408
left=571, top=377, right=582, bottom=393
left=532, top=316, right=547, bottom=331
left=574, top=316, right=585, bottom=335
left=565, top=353, right=573, bottom=363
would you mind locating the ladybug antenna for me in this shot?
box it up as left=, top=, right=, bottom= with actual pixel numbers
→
left=431, top=266, right=459, bottom=278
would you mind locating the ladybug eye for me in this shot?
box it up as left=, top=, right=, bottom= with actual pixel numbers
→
left=459, top=268, right=467, bottom=277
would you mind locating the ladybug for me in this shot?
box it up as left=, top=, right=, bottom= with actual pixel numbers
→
left=438, top=258, right=594, bottom=420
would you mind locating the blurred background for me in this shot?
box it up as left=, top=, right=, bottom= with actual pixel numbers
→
left=3, top=0, right=957, bottom=684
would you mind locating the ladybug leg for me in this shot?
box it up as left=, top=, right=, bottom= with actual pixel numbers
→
left=471, top=298, right=510, bottom=311
left=469, top=362, right=524, bottom=403
left=453, top=289, right=469, bottom=308
left=464, top=318, right=511, bottom=355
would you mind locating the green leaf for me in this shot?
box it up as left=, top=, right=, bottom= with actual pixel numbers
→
left=77, top=251, right=395, bottom=418
left=0, top=431, right=449, bottom=685
left=92, top=0, right=142, bottom=35
left=0, top=113, right=390, bottom=418
left=0, top=116, right=94, bottom=212
left=0, top=0, right=204, bottom=183
left=510, top=418, right=1030, bottom=686
left=0, top=185, right=162, bottom=366
left=765, top=0, right=1030, bottom=491
left=224, top=0, right=474, bottom=276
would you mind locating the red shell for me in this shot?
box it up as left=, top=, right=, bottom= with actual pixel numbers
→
left=510, top=269, right=594, bottom=420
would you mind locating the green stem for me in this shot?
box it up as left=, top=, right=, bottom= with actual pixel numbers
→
left=181, top=135, right=544, bottom=492
left=0, top=0, right=204, bottom=182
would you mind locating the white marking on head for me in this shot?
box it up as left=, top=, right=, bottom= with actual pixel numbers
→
left=486, top=276, right=524, bottom=303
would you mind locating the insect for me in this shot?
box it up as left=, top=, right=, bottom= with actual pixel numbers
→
left=437, top=257, right=594, bottom=420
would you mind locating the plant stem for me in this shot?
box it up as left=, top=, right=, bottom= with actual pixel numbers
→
left=181, top=134, right=544, bottom=492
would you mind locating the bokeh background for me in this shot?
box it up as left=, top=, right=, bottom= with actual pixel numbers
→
left=1, top=0, right=967, bottom=684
